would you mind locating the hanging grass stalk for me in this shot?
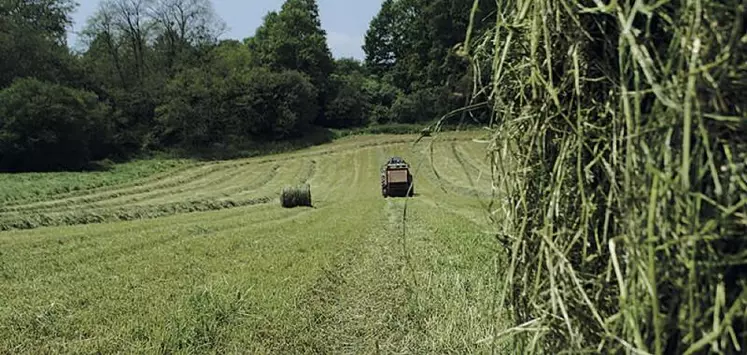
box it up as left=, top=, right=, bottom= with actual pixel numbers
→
left=461, top=0, right=747, bottom=353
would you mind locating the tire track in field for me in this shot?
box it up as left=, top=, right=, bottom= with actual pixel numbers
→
left=450, top=142, right=496, bottom=196
left=454, top=142, right=492, bottom=173
left=410, top=142, right=494, bottom=199
left=268, top=147, right=398, bottom=353
left=407, top=146, right=497, bottom=227
left=296, top=158, right=318, bottom=185
left=200, top=165, right=281, bottom=199
left=451, top=142, right=489, bottom=184
left=432, top=141, right=484, bottom=189
left=229, top=158, right=316, bottom=202
left=295, top=150, right=354, bottom=209
left=414, top=194, right=494, bottom=228
left=282, top=179, right=420, bottom=353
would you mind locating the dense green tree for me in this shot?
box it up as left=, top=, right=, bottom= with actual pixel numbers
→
left=214, top=39, right=254, bottom=70
left=325, top=76, right=367, bottom=128
left=0, top=78, right=112, bottom=171
left=236, top=69, right=318, bottom=139
left=156, top=46, right=318, bottom=147
left=363, top=0, right=495, bottom=123
left=322, top=58, right=370, bottom=128
left=79, top=0, right=225, bottom=153
left=246, top=0, right=334, bottom=125
left=247, top=0, right=333, bottom=86
left=0, top=0, right=495, bottom=171
left=333, top=57, right=367, bottom=76
left=363, top=0, right=426, bottom=91
left=362, top=0, right=398, bottom=76
left=362, top=78, right=401, bottom=124
left=0, top=0, right=78, bottom=88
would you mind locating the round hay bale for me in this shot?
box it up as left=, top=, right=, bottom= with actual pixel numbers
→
left=280, top=183, right=312, bottom=208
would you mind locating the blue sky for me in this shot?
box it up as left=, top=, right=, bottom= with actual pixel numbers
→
left=67, top=0, right=384, bottom=59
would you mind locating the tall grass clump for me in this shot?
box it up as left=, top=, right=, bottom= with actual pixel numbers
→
left=461, top=0, right=746, bottom=353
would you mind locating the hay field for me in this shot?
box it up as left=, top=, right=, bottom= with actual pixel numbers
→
left=0, top=132, right=508, bottom=353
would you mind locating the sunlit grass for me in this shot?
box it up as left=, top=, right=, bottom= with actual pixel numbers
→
left=0, top=132, right=506, bottom=353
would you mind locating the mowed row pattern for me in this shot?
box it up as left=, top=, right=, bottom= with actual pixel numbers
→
left=0, top=133, right=508, bottom=353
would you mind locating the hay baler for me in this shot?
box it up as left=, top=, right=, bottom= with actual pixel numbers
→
left=381, top=157, right=414, bottom=197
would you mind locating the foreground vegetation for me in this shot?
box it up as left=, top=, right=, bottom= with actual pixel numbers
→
left=3, top=0, right=744, bottom=353
left=0, top=132, right=510, bottom=352
left=464, top=0, right=746, bottom=353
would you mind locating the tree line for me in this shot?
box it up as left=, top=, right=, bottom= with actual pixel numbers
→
left=0, top=0, right=496, bottom=172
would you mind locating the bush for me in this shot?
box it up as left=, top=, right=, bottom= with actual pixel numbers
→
left=157, top=66, right=318, bottom=148
left=0, top=78, right=112, bottom=171
left=323, top=73, right=369, bottom=128
left=234, top=68, right=319, bottom=140
left=362, top=78, right=400, bottom=124
left=390, top=87, right=451, bottom=123
left=109, top=88, right=159, bottom=154
left=156, top=65, right=236, bottom=147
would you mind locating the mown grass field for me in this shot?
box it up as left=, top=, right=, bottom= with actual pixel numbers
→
left=0, top=132, right=509, bottom=353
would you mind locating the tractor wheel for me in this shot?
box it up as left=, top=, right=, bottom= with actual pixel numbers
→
left=408, top=184, right=415, bottom=197
left=382, top=187, right=387, bottom=197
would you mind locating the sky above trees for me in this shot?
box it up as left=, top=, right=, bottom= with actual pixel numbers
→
left=66, top=0, right=384, bottom=59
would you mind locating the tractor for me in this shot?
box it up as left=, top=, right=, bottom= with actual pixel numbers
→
left=381, top=156, right=414, bottom=197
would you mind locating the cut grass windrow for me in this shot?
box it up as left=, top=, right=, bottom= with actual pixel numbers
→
left=0, top=162, right=238, bottom=212
left=0, top=196, right=275, bottom=231
left=0, top=159, right=191, bottom=205
left=0, top=152, right=332, bottom=231
left=409, top=142, right=494, bottom=200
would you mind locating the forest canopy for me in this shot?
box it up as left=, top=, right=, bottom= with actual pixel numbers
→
left=0, top=0, right=496, bottom=172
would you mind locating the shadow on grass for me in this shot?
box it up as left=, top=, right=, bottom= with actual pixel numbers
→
left=164, top=126, right=337, bottom=162
left=160, top=123, right=479, bottom=162
left=0, top=122, right=484, bottom=174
